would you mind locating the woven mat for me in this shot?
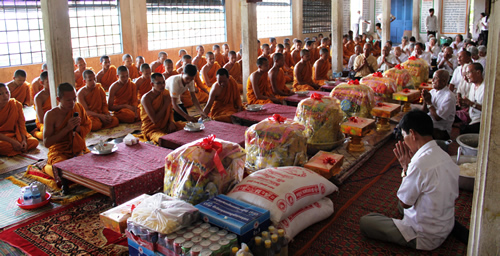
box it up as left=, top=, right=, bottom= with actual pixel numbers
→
left=0, top=155, right=37, bottom=175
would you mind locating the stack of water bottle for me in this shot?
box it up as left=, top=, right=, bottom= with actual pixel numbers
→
left=20, top=183, right=45, bottom=205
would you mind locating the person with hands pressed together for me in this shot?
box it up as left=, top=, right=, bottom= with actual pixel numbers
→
left=437, top=47, right=458, bottom=75
left=203, top=68, right=243, bottom=123
left=108, top=66, right=139, bottom=123
left=247, top=57, right=281, bottom=104
left=353, top=43, right=378, bottom=78
left=459, top=63, right=484, bottom=134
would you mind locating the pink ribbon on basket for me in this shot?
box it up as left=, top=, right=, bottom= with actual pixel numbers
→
left=373, top=72, right=383, bottom=78
left=395, top=64, right=404, bottom=70
left=310, top=93, right=324, bottom=102
left=268, top=114, right=286, bottom=124
left=197, top=134, right=227, bottom=176
left=349, top=116, right=360, bottom=123
left=348, top=79, right=360, bottom=85
left=323, top=157, right=337, bottom=165
left=408, top=56, right=417, bottom=61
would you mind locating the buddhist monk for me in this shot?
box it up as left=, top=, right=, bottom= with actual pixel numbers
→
left=342, top=36, right=351, bottom=65
left=77, top=70, right=119, bottom=131
left=201, top=52, right=222, bottom=89
left=317, top=37, right=330, bottom=52
left=136, top=56, right=145, bottom=75
left=32, top=71, right=52, bottom=140
left=257, top=40, right=263, bottom=56
left=193, top=45, right=207, bottom=71
left=213, top=45, right=226, bottom=66
left=293, top=49, right=320, bottom=91
left=42, top=83, right=91, bottom=179
left=247, top=57, right=281, bottom=105
left=203, top=68, right=243, bottom=123
left=313, top=48, right=332, bottom=85
left=178, top=54, right=209, bottom=105
left=123, top=54, right=140, bottom=80
left=291, top=40, right=303, bottom=64
left=74, top=57, right=90, bottom=91
left=284, top=42, right=295, bottom=68
left=140, top=73, right=185, bottom=144
left=269, top=37, right=277, bottom=53
left=30, top=63, right=47, bottom=100
left=96, top=55, right=117, bottom=91
left=290, top=38, right=298, bottom=51
left=151, top=51, right=168, bottom=74
left=0, top=83, right=39, bottom=156
left=223, top=51, right=243, bottom=93
left=305, top=40, right=319, bottom=63
left=269, top=53, right=294, bottom=97
left=222, top=44, right=230, bottom=63
left=108, top=66, right=139, bottom=123
left=136, top=64, right=152, bottom=100
left=166, top=64, right=208, bottom=122
left=345, top=36, right=355, bottom=57
left=175, top=49, right=187, bottom=70
left=162, top=59, right=178, bottom=80
left=272, top=44, right=293, bottom=83
left=259, top=44, right=273, bottom=65
left=6, top=70, right=31, bottom=106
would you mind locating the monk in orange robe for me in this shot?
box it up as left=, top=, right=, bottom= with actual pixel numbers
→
left=140, top=73, right=185, bottom=144
left=269, top=53, right=294, bottom=97
left=259, top=44, right=273, bottom=65
left=96, top=55, right=117, bottom=91
left=193, top=45, right=207, bottom=71
left=0, top=84, right=39, bottom=156
left=30, top=63, right=47, bottom=100
left=201, top=52, right=222, bottom=89
left=293, top=49, right=320, bottom=91
left=7, top=70, right=31, bottom=106
left=247, top=57, right=281, bottom=105
left=305, top=40, right=319, bottom=64
left=271, top=44, right=293, bottom=83
left=345, top=36, right=355, bottom=56
left=317, top=37, right=331, bottom=52
left=163, top=59, right=179, bottom=80
left=42, top=83, right=91, bottom=179
left=313, top=48, right=332, bottom=86
left=257, top=40, right=263, bottom=56
left=178, top=54, right=209, bottom=105
left=222, top=44, right=230, bottom=63
left=223, top=51, right=243, bottom=93
left=151, top=51, right=167, bottom=74
left=284, top=42, right=295, bottom=68
left=136, top=56, right=145, bottom=76
left=136, top=63, right=152, bottom=101
left=77, top=70, right=119, bottom=131
left=108, top=66, right=139, bottom=123
left=175, top=49, right=187, bottom=70
left=213, top=45, right=226, bottom=66
left=291, top=40, right=303, bottom=65
left=74, top=57, right=92, bottom=91
left=269, top=37, right=277, bottom=53
left=123, top=54, right=140, bottom=80
left=32, top=71, right=52, bottom=140
left=204, top=68, right=243, bottom=123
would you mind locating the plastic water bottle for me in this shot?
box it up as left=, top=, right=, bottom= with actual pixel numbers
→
left=31, top=185, right=42, bottom=204
left=23, top=187, right=32, bottom=205
left=198, top=117, right=204, bottom=124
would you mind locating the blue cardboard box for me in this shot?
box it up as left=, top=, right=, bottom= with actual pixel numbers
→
left=195, top=195, right=270, bottom=243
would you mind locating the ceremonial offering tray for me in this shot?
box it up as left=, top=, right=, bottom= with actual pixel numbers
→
left=246, top=104, right=263, bottom=111
left=304, top=151, right=344, bottom=179
left=184, top=122, right=205, bottom=132
left=17, top=192, right=51, bottom=210
left=392, top=89, right=420, bottom=112
left=90, top=142, right=118, bottom=155
left=341, top=117, right=375, bottom=152
left=371, top=102, right=401, bottom=131
left=296, top=90, right=309, bottom=96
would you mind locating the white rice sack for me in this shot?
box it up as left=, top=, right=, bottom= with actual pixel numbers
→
left=227, top=166, right=338, bottom=224
left=277, top=197, right=334, bottom=241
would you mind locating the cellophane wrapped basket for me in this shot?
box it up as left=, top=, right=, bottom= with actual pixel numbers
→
left=360, top=72, right=398, bottom=102
left=401, top=57, right=429, bottom=87
left=383, top=64, right=415, bottom=90
left=329, top=80, right=376, bottom=118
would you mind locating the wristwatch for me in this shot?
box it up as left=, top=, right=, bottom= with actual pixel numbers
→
left=472, top=102, right=477, bottom=109
left=426, top=104, right=434, bottom=109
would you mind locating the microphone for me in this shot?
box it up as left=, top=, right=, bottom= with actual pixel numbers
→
left=72, top=112, right=79, bottom=136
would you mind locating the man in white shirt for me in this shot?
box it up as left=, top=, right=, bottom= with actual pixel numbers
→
left=360, top=109, right=459, bottom=250
left=450, top=35, right=465, bottom=55
left=422, top=70, right=456, bottom=140
left=478, top=45, right=487, bottom=58
left=411, top=42, right=432, bottom=66
left=425, top=8, right=438, bottom=38
left=468, top=46, right=486, bottom=70
left=479, top=13, right=489, bottom=46
left=377, top=46, right=397, bottom=71
left=394, top=46, right=408, bottom=64
left=353, top=10, right=370, bottom=36
left=376, top=13, right=396, bottom=23
left=449, top=50, right=472, bottom=93
left=437, top=47, right=458, bottom=75
left=425, top=37, right=440, bottom=59
left=459, top=63, right=484, bottom=134
left=348, top=45, right=362, bottom=70
left=166, top=64, right=208, bottom=122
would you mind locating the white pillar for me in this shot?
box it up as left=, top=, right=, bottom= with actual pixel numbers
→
left=241, top=0, right=258, bottom=102
left=381, top=0, right=391, bottom=47
left=120, top=0, right=147, bottom=59
left=292, top=0, right=303, bottom=41
left=412, top=0, right=421, bottom=40
left=331, top=0, right=344, bottom=72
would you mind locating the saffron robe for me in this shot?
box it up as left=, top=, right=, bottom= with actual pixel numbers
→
left=112, top=79, right=138, bottom=123
left=227, top=62, right=243, bottom=93
left=209, top=77, right=242, bottom=123
left=154, top=63, right=165, bottom=74
left=273, top=68, right=292, bottom=95
left=85, top=84, right=119, bottom=131
left=0, top=99, right=39, bottom=156
left=202, top=63, right=221, bottom=88
left=284, top=51, right=295, bottom=68
left=74, top=70, right=85, bottom=91
left=193, top=56, right=207, bottom=72
left=128, top=64, right=140, bottom=80
left=291, top=49, right=301, bottom=64
left=136, top=77, right=152, bottom=101
left=34, top=95, right=51, bottom=140
left=246, top=72, right=274, bottom=105
left=313, top=59, right=331, bottom=85
left=194, top=72, right=209, bottom=104
left=100, top=65, right=118, bottom=91
left=214, top=53, right=226, bottom=66
left=293, top=61, right=317, bottom=91
left=10, top=82, right=31, bottom=106
left=30, top=77, right=42, bottom=100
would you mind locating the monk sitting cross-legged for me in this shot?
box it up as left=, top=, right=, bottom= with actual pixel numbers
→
left=304, top=40, right=319, bottom=64
left=284, top=42, right=295, bottom=68
left=259, top=43, right=273, bottom=65
left=30, top=63, right=47, bottom=100
left=222, top=44, right=230, bottom=63
left=77, top=70, right=119, bottom=131
left=293, top=49, right=320, bottom=91
left=123, top=54, right=140, bottom=80
left=247, top=57, right=281, bottom=105
left=162, top=59, right=179, bottom=81
left=150, top=51, right=167, bottom=74
left=108, top=66, right=139, bottom=123
left=223, top=51, right=243, bottom=93
left=0, top=83, right=38, bottom=156
left=74, top=57, right=92, bottom=91
left=32, top=71, right=52, bottom=140
left=135, top=63, right=152, bottom=101
left=175, top=49, right=187, bottom=71
left=178, top=55, right=209, bottom=105
left=136, top=56, right=145, bottom=76
left=42, top=83, right=91, bottom=179
left=272, top=44, right=293, bottom=83
left=213, top=45, right=226, bottom=66
left=96, top=55, right=117, bottom=91
left=193, top=45, right=207, bottom=72
left=203, top=68, right=243, bottom=123
left=140, top=73, right=185, bottom=144
left=313, top=48, right=332, bottom=86
left=291, top=40, right=303, bottom=65
left=269, top=37, right=277, bottom=53
left=269, top=53, right=294, bottom=97
left=7, top=70, right=31, bottom=106
left=201, top=52, right=221, bottom=89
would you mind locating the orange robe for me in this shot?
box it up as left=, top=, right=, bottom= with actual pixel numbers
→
left=202, top=63, right=221, bottom=88
left=342, top=45, right=350, bottom=65
left=284, top=51, right=294, bottom=68
left=128, top=64, right=140, bottom=80
left=259, top=54, right=273, bottom=66
left=85, top=84, right=119, bottom=131
left=227, top=62, right=243, bottom=93
left=43, top=103, right=91, bottom=178
left=10, top=82, right=31, bottom=106
left=246, top=72, right=274, bottom=105
left=291, top=49, right=301, bottom=64
left=136, top=77, right=152, bottom=101
left=313, top=60, right=331, bottom=85
left=273, top=69, right=292, bottom=95
left=112, top=79, right=138, bottom=123
left=309, top=48, right=320, bottom=63
left=194, top=72, right=209, bottom=104
left=154, top=63, right=165, bottom=74
left=100, top=65, right=118, bottom=91
left=258, top=48, right=263, bottom=56
left=33, top=96, right=51, bottom=140
left=209, top=77, right=242, bottom=123
left=293, top=61, right=316, bottom=91
left=345, top=42, right=355, bottom=56
left=194, top=56, right=207, bottom=72
left=75, top=70, right=85, bottom=91
left=139, top=89, right=185, bottom=144
left=214, top=53, right=226, bottom=66
left=30, top=77, right=42, bottom=100
left=0, top=99, right=39, bottom=156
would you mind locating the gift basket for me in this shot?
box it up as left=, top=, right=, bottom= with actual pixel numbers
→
left=329, top=79, right=376, bottom=118
left=360, top=72, right=398, bottom=102
left=383, top=64, right=414, bottom=90
left=401, top=56, right=429, bottom=87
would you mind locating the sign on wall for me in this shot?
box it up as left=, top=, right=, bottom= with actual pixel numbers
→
left=419, top=0, right=434, bottom=33
left=441, top=0, right=469, bottom=34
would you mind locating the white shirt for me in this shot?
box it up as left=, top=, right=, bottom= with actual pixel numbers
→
left=481, top=16, right=489, bottom=31
left=450, top=41, right=465, bottom=55
left=437, top=55, right=458, bottom=74
left=348, top=53, right=359, bottom=70
left=355, top=13, right=363, bottom=24
left=429, top=87, right=456, bottom=134
left=426, top=44, right=440, bottom=59
left=425, top=15, right=438, bottom=32
left=450, top=64, right=470, bottom=94
left=468, top=81, right=485, bottom=125
left=377, top=13, right=396, bottom=23
left=474, top=56, right=486, bottom=70
left=411, top=51, right=432, bottom=66
left=377, top=54, right=397, bottom=71
left=393, top=140, right=459, bottom=250
left=395, top=52, right=408, bottom=63
left=166, top=74, right=196, bottom=105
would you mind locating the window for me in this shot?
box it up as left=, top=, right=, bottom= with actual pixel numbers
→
left=256, top=0, right=292, bottom=38
left=147, top=0, right=226, bottom=50
left=302, top=0, right=331, bottom=34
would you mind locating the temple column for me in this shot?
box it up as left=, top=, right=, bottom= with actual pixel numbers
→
left=120, top=0, right=147, bottom=59
left=331, top=0, right=344, bottom=73
left=412, top=0, right=421, bottom=40
left=240, top=0, right=258, bottom=102
left=226, top=0, right=242, bottom=51
left=292, top=0, right=303, bottom=42
left=381, top=0, right=391, bottom=47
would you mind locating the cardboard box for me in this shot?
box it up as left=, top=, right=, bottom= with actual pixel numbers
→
left=100, top=194, right=150, bottom=234
left=304, top=151, right=344, bottom=179
left=195, top=195, right=270, bottom=243
left=341, top=117, right=375, bottom=136
left=392, top=89, right=420, bottom=102
left=371, top=102, right=401, bottom=119
left=126, top=230, right=157, bottom=256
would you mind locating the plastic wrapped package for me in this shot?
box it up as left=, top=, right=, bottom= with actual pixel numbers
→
left=383, top=64, right=414, bottom=90
left=401, top=56, right=430, bottom=87
left=329, top=79, right=376, bottom=118
left=294, top=93, right=343, bottom=149
left=129, top=193, right=199, bottom=234
left=245, top=114, right=307, bottom=172
left=164, top=135, right=246, bottom=205
left=360, top=72, right=398, bottom=102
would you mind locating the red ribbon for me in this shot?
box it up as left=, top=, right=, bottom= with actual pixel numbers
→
left=348, top=79, right=360, bottom=85
left=408, top=56, right=417, bottom=60
left=395, top=64, right=403, bottom=70
left=373, top=72, right=383, bottom=78
left=349, top=116, right=359, bottom=123
left=377, top=102, right=389, bottom=107
left=402, top=88, right=410, bottom=93
left=197, top=134, right=227, bottom=176
left=310, top=93, right=324, bottom=101
left=420, top=82, right=428, bottom=87
left=323, top=157, right=337, bottom=165
left=268, top=114, right=286, bottom=123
